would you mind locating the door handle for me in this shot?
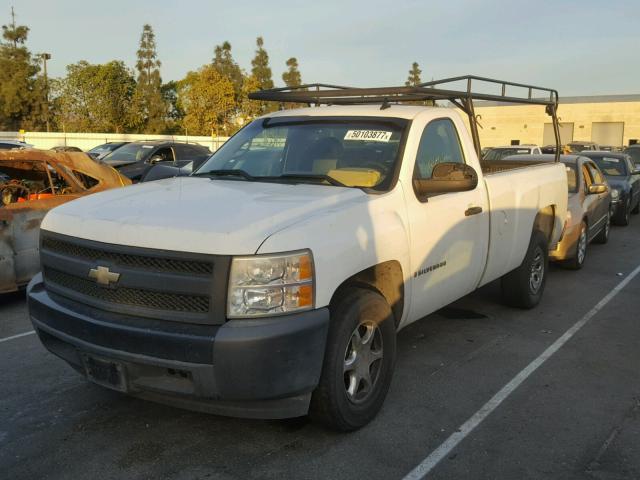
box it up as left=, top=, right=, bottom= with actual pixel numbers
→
left=465, top=206, right=483, bottom=216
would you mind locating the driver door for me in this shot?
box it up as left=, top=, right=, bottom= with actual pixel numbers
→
left=405, top=118, right=489, bottom=322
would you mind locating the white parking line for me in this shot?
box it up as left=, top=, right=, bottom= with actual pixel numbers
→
left=403, top=263, right=640, bottom=480
left=0, top=330, right=35, bottom=344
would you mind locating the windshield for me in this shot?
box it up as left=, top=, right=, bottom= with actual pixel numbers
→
left=563, top=164, right=578, bottom=193
left=484, top=148, right=531, bottom=161
left=195, top=117, right=407, bottom=189
left=102, top=143, right=154, bottom=164
left=591, top=155, right=628, bottom=177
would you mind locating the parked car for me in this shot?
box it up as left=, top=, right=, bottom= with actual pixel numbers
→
left=579, top=151, right=640, bottom=225
left=599, top=145, right=622, bottom=152
left=100, top=141, right=212, bottom=182
left=87, top=141, right=130, bottom=161
left=51, top=146, right=83, bottom=153
left=503, top=154, right=611, bottom=269
left=483, top=144, right=542, bottom=160
left=0, top=150, right=131, bottom=293
left=567, top=141, right=599, bottom=152
left=0, top=140, right=33, bottom=150
left=27, top=78, right=568, bottom=431
left=140, top=156, right=211, bottom=182
left=624, top=145, right=640, bottom=169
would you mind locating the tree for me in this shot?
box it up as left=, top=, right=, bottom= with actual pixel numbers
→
left=212, top=41, right=243, bottom=100
left=405, top=62, right=422, bottom=87
left=251, top=37, right=274, bottom=90
left=250, top=37, right=276, bottom=113
left=161, top=80, right=184, bottom=134
left=282, top=57, right=302, bottom=87
left=404, top=61, right=434, bottom=106
left=0, top=8, right=44, bottom=130
left=57, top=60, right=136, bottom=133
left=130, top=24, right=166, bottom=133
left=238, top=74, right=263, bottom=125
left=177, top=65, right=235, bottom=136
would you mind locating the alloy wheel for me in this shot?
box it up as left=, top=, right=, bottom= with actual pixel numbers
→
left=343, top=321, right=384, bottom=404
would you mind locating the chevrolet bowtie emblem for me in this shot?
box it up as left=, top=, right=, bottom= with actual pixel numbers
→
left=88, top=266, right=120, bottom=286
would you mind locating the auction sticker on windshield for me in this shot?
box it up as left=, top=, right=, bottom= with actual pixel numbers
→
left=344, top=130, right=392, bottom=142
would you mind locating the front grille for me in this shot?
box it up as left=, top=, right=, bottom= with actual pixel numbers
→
left=42, top=237, right=212, bottom=275
left=44, top=267, right=210, bottom=313
left=39, top=231, right=231, bottom=324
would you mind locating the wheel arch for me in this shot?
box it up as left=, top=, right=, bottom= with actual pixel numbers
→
left=330, top=260, right=405, bottom=327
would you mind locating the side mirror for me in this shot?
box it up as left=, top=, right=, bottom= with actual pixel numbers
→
left=633, top=164, right=640, bottom=175
left=413, top=162, right=478, bottom=198
left=588, top=183, right=608, bottom=195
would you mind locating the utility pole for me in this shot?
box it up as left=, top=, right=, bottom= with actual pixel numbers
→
left=40, top=53, right=52, bottom=132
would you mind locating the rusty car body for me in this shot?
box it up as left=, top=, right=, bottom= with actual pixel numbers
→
left=0, top=150, right=131, bottom=293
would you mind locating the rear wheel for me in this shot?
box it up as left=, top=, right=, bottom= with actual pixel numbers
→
left=310, top=288, right=396, bottom=432
left=563, top=221, right=588, bottom=269
left=501, top=230, right=548, bottom=309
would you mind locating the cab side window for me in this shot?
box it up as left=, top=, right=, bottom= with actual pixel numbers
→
left=414, top=118, right=465, bottom=180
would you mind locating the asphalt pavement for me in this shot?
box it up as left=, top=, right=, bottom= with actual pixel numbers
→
left=1, top=219, right=639, bottom=480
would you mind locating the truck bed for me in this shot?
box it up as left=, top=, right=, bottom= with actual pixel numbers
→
left=481, top=159, right=551, bottom=175
left=478, top=161, right=567, bottom=288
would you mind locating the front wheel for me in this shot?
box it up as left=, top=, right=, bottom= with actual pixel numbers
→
left=501, top=230, right=548, bottom=309
left=310, top=288, right=397, bottom=431
left=614, top=199, right=630, bottom=226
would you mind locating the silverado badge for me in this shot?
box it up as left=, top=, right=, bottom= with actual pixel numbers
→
left=88, top=266, right=120, bottom=286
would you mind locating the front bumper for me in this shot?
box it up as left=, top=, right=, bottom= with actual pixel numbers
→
left=27, top=274, right=330, bottom=419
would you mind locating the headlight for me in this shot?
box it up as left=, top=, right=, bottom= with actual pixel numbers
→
left=227, top=250, right=314, bottom=318
left=611, top=188, right=620, bottom=201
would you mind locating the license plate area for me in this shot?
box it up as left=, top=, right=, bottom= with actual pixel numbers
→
left=82, top=354, right=127, bottom=392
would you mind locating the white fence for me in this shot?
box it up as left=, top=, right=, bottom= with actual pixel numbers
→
left=0, top=131, right=230, bottom=152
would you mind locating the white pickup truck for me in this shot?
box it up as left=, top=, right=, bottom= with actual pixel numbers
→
left=28, top=77, right=568, bottom=431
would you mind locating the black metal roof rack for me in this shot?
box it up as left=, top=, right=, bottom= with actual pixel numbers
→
left=249, top=75, right=561, bottom=162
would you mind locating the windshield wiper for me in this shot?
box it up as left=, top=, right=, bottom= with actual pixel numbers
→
left=193, top=169, right=256, bottom=181
left=276, top=173, right=347, bottom=187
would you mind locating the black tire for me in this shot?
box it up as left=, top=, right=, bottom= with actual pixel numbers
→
left=563, top=221, right=588, bottom=269
left=614, top=199, right=630, bottom=226
left=310, top=288, right=396, bottom=431
left=501, top=230, right=548, bottom=309
left=593, top=212, right=610, bottom=244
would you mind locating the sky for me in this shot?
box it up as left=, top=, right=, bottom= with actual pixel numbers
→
left=4, top=0, right=639, bottom=97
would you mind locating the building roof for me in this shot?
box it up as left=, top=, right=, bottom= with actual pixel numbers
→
left=476, top=94, right=640, bottom=107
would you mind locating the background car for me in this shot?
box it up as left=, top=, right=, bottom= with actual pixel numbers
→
left=567, top=141, right=599, bottom=152
left=482, top=144, right=542, bottom=160
left=87, top=141, right=130, bottom=161
left=0, top=140, right=34, bottom=150
left=580, top=151, right=640, bottom=225
left=50, top=146, right=83, bottom=152
left=100, top=140, right=212, bottom=182
left=0, top=150, right=131, bottom=293
left=624, top=144, right=640, bottom=170
left=503, top=154, right=610, bottom=269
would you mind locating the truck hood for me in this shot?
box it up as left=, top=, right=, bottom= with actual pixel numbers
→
left=42, top=176, right=366, bottom=254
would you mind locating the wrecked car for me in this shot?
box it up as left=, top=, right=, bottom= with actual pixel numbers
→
left=0, top=150, right=131, bottom=294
